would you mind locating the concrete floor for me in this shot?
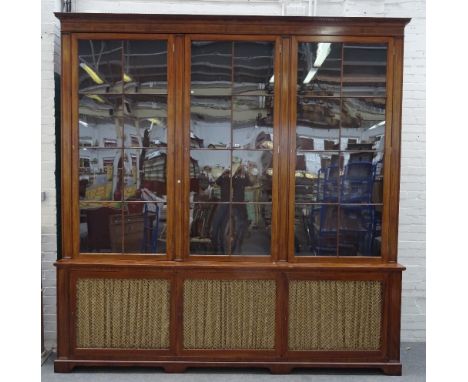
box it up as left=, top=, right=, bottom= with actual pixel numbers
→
left=42, top=342, right=425, bottom=382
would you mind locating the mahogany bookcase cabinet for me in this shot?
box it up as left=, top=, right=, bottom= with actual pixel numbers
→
left=54, top=13, right=409, bottom=375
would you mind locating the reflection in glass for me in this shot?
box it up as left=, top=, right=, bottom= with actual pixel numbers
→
left=190, top=203, right=230, bottom=255
left=78, top=40, right=123, bottom=93
left=297, top=98, right=340, bottom=150
left=122, top=148, right=167, bottom=201
left=124, top=40, right=167, bottom=94
left=298, top=42, right=342, bottom=97
left=295, top=152, right=339, bottom=204
left=233, top=41, right=275, bottom=95
left=339, top=205, right=381, bottom=256
left=190, top=150, right=231, bottom=202
left=79, top=148, right=122, bottom=201
left=341, top=98, right=386, bottom=151
left=295, top=204, right=338, bottom=256
left=341, top=152, right=384, bottom=204
left=123, top=95, right=168, bottom=147
left=232, top=204, right=271, bottom=255
left=79, top=95, right=122, bottom=149
left=190, top=97, right=231, bottom=148
left=123, top=203, right=167, bottom=254
left=191, top=41, right=232, bottom=96
left=232, top=151, right=273, bottom=202
left=233, top=96, right=274, bottom=149
left=343, top=44, right=387, bottom=96
left=79, top=202, right=122, bottom=253
left=189, top=203, right=271, bottom=256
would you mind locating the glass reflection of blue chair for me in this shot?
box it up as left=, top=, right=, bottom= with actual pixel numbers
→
left=141, top=203, right=160, bottom=253
left=308, top=157, right=340, bottom=256
left=307, top=152, right=380, bottom=256
left=339, top=153, right=377, bottom=256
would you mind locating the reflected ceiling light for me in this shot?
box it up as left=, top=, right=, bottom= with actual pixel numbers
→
left=303, top=68, right=318, bottom=84
left=269, top=75, right=274, bottom=83
left=79, top=120, right=88, bottom=127
left=314, top=43, right=332, bottom=67
left=368, top=121, right=385, bottom=131
left=303, top=43, right=332, bottom=84
left=86, top=94, right=106, bottom=103
left=123, top=73, right=133, bottom=83
left=80, top=63, right=104, bottom=85
left=147, top=118, right=161, bottom=125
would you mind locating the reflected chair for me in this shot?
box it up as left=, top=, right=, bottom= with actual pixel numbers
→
left=141, top=203, right=160, bottom=253
left=309, top=156, right=340, bottom=256
left=339, top=153, right=377, bottom=256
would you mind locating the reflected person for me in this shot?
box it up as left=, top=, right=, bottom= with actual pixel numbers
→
left=231, top=164, right=252, bottom=254
left=210, top=168, right=230, bottom=254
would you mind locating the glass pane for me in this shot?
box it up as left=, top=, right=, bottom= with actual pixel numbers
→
left=339, top=205, right=381, bottom=256
left=190, top=203, right=230, bottom=255
left=341, top=151, right=385, bottom=204
left=80, top=202, right=122, bottom=253
left=295, top=152, right=337, bottom=204
left=232, top=151, right=273, bottom=202
left=122, top=148, right=167, bottom=201
left=191, top=41, right=232, bottom=96
left=123, top=95, right=168, bottom=147
left=233, top=41, right=275, bottom=95
left=298, top=42, right=342, bottom=97
left=79, top=148, right=122, bottom=201
left=190, top=150, right=231, bottom=202
left=78, top=40, right=123, bottom=93
left=294, top=204, right=338, bottom=256
left=232, top=96, right=274, bottom=149
left=341, top=98, right=386, bottom=151
left=123, top=202, right=167, bottom=254
left=124, top=40, right=167, bottom=94
left=231, top=204, right=271, bottom=255
left=79, top=95, right=122, bottom=149
left=342, top=44, right=387, bottom=96
left=297, top=98, right=340, bottom=150
left=190, top=97, right=231, bottom=148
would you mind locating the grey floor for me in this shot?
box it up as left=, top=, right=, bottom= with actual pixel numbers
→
left=42, top=342, right=425, bottom=382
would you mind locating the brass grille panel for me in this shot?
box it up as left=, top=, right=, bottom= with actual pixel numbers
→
left=288, top=280, right=383, bottom=351
left=183, top=279, right=276, bottom=350
left=76, top=278, right=170, bottom=349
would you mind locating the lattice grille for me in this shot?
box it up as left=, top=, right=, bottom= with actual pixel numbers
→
left=76, top=278, right=170, bottom=349
left=183, top=279, right=276, bottom=350
left=288, top=280, right=383, bottom=351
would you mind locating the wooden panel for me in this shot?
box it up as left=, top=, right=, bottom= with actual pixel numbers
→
left=288, top=280, right=383, bottom=351
left=60, top=33, right=72, bottom=259
left=183, top=279, right=276, bottom=350
left=388, top=37, right=405, bottom=263
left=55, top=13, right=410, bottom=37
left=278, top=36, right=291, bottom=262
left=56, top=267, right=71, bottom=358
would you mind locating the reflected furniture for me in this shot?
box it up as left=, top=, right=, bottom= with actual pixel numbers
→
left=55, top=13, right=409, bottom=375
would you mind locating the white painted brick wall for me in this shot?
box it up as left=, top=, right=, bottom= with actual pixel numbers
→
left=42, top=0, right=61, bottom=350
left=41, top=0, right=426, bottom=349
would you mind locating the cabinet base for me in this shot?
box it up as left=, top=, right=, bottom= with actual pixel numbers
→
left=54, top=359, right=402, bottom=375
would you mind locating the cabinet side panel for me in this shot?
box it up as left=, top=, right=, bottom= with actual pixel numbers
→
left=61, top=33, right=73, bottom=259
left=388, top=37, right=404, bottom=262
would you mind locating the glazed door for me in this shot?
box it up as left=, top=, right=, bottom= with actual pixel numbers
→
left=74, top=35, right=175, bottom=258
left=182, top=36, right=282, bottom=261
left=288, top=37, right=393, bottom=261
